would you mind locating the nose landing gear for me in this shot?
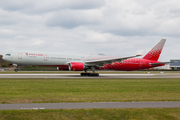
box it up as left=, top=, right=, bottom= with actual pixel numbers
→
left=14, top=65, right=18, bottom=72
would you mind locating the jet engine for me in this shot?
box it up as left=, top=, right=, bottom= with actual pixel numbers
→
left=69, top=62, right=84, bottom=71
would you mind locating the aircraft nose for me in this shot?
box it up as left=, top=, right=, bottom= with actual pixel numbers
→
left=2, top=55, right=6, bottom=60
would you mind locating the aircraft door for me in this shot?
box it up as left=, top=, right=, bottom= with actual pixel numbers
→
left=18, top=53, right=22, bottom=59
left=44, top=55, right=48, bottom=61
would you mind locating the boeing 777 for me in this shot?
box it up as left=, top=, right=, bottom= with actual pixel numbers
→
left=2, top=39, right=168, bottom=76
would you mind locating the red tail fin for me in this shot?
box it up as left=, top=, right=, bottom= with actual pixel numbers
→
left=143, top=39, right=166, bottom=61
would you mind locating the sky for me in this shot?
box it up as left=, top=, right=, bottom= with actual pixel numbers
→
left=0, top=0, right=180, bottom=61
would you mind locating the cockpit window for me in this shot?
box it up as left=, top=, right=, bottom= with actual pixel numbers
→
left=6, top=54, right=11, bottom=56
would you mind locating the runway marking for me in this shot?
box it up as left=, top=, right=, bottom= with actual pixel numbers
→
left=1, top=102, right=180, bottom=110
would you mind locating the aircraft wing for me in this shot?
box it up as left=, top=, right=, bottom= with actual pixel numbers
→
left=149, top=62, right=173, bottom=65
left=85, top=55, right=141, bottom=67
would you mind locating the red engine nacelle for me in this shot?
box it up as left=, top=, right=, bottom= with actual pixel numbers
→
left=69, top=62, right=85, bottom=71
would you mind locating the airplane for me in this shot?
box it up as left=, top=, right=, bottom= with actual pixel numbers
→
left=2, top=39, right=169, bottom=76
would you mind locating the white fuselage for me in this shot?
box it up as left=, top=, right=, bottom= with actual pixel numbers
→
left=3, top=52, right=89, bottom=66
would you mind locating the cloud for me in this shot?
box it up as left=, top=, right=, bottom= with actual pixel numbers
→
left=0, top=9, right=18, bottom=25
left=96, top=0, right=180, bottom=37
left=14, top=35, right=28, bottom=40
left=0, top=0, right=105, bottom=14
left=46, top=9, right=103, bottom=28
left=31, top=39, right=45, bottom=45
left=83, top=31, right=111, bottom=43
left=0, top=0, right=180, bottom=61
left=0, top=29, right=14, bottom=34
left=43, top=0, right=180, bottom=37
left=0, top=0, right=33, bottom=11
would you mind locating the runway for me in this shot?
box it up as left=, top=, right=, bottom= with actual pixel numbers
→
left=0, top=102, right=180, bottom=110
left=0, top=73, right=180, bottom=78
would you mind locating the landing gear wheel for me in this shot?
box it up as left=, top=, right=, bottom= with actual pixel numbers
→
left=95, top=73, right=99, bottom=76
left=88, top=73, right=91, bottom=76
left=14, top=65, right=19, bottom=72
left=14, top=68, right=18, bottom=72
left=81, top=73, right=85, bottom=76
left=80, top=73, right=99, bottom=77
left=92, top=73, right=99, bottom=76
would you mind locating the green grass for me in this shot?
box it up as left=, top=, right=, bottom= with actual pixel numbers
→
left=0, top=108, right=180, bottom=120
left=0, top=78, right=180, bottom=103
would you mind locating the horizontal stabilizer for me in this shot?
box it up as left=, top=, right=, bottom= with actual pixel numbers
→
left=149, top=62, right=173, bottom=65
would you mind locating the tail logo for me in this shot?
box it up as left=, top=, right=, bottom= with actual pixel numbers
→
left=143, top=39, right=166, bottom=61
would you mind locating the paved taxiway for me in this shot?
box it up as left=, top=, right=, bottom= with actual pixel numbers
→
left=1, top=102, right=180, bottom=110
left=0, top=73, right=180, bottom=78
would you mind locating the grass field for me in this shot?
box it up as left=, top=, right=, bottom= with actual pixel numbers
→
left=0, top=78, right=180, bottom=103
left=0, top=108, right=180, bottom=120
left=0, top=78, right=180, bottom=120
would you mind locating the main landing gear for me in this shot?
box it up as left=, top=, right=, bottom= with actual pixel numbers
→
left=80, top=66, right=99, bottom=77
left=81, top=73, right=99, bottom=76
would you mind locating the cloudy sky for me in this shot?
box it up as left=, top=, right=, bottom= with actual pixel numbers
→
left=0, top=0, right=180, bottom=61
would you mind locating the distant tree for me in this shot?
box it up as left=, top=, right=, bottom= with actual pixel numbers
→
left=0, top=55, right=11, bottom=67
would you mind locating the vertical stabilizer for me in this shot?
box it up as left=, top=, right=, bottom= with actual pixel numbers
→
left=143, top=39, right=166, bottom=61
